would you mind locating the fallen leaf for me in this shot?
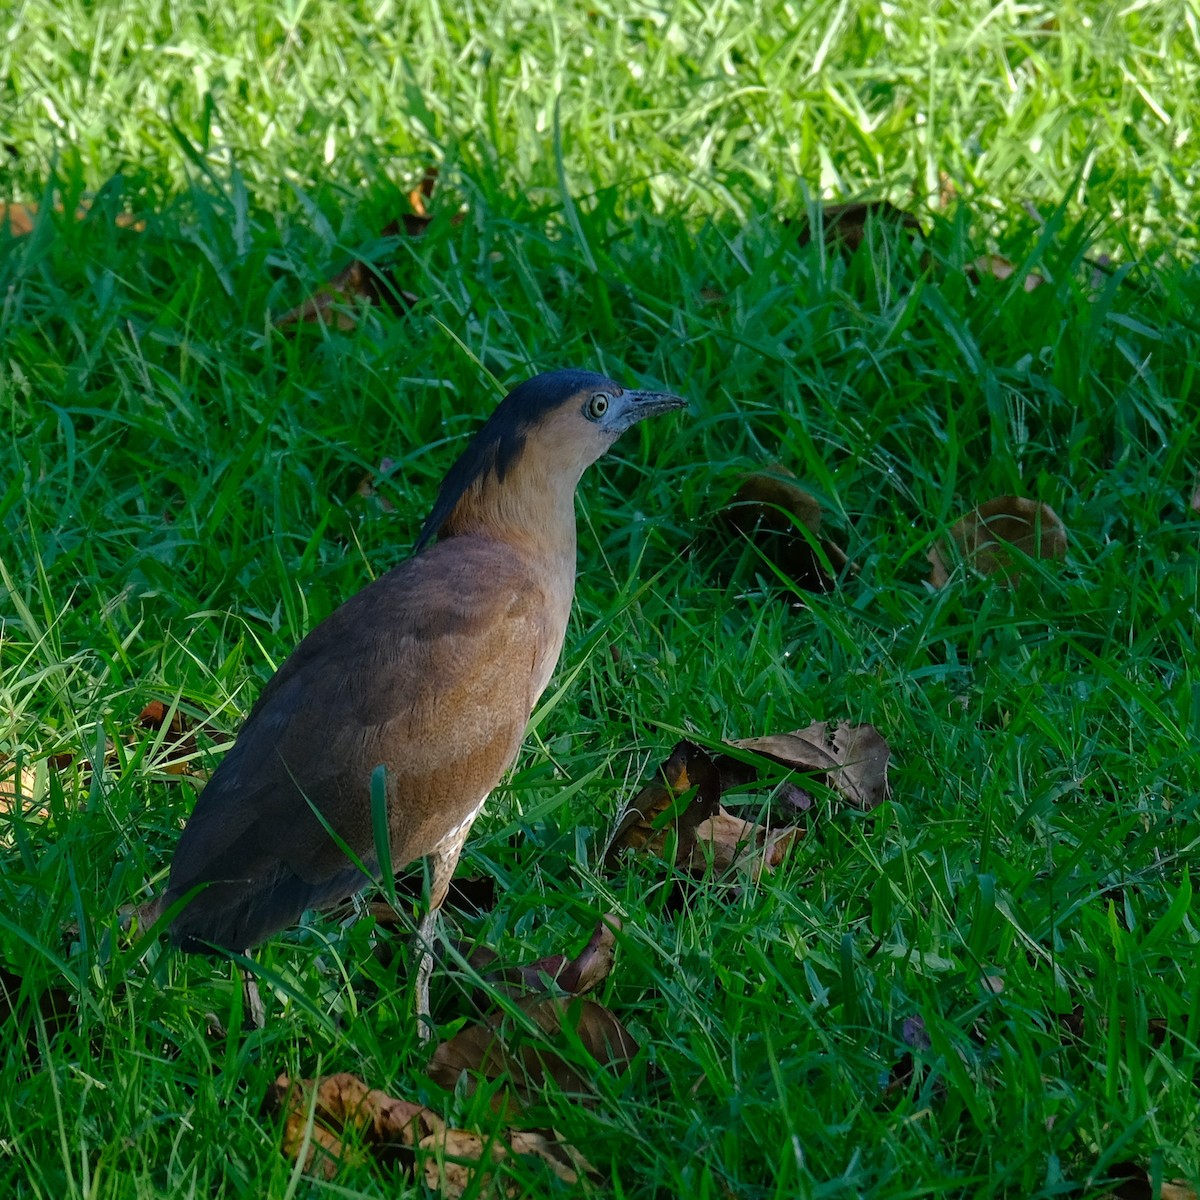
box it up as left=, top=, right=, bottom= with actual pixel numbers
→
left=690, top=807, right=804, bottom=879
left=277, top=169, right=453, bottom=330
left=1099, top=1161, right=1197, bottom=1200
left=928, top=497, right=1068, bottom=587
left=0, top=756, right=42, bottom=815
left=554, top=916, right=620, bottom=995
left=721, top=468, right=848, bottom=592
left=137, top=700, right=200, bottom=774
left=420, top=1127, right=596, bottom=1198
left=608, top=725, right=888, bottom=885
left=408, top=165, right=438, bottom=222
left=0, top=964, right=75, bottom=1058
left=353, top=457, right=397, bottom=513
left=604, top=740, right=727, bottom=867
left=778, top=780, right=815, bottom=811
left=964, top=253, right=1045, bottom=291
left=730, top=722, right=892, bottom=810
left=446, top=916, right=621, bottom=1019
left=793, top=200, right=923, bottom=253
left=428, top=994, right=638, bottom=1098
left=266, top=1071, right=440, bottom=1180
left=0, top=202, right=39, bottom=236
left=0, top=199, right=145, bottom=237
left=275, top=254, right=420, bottom=330
left=268, top=1070, right=598, bottom=1191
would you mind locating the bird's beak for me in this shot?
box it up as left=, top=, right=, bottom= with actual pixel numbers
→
left=616, top=388, right=689, bottom=432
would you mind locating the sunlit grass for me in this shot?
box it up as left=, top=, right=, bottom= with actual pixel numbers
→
left=2, top=0, right=1199, bottom=1195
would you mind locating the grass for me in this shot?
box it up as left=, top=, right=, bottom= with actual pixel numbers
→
left=2, top=0, right=1199, bottom=1195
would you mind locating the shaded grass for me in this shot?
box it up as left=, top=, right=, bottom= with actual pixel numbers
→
left=2, top=0, right=1200, bottom=1196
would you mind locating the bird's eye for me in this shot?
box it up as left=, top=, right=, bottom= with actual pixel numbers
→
left=585, top=393, right=610, bottom=421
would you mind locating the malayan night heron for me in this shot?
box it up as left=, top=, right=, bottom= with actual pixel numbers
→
left=164, top=369, right=686, bottom=1028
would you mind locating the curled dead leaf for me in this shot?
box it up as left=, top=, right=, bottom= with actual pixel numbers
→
left=420, top=1126, right=597, bottom=1198
left=0, top=964, right=75, bottom=1059
left=0, top=200, right=145, bottom=237
left=1098, top=1161, right=1197, bottom=1200
left=428, top=994, right=638, bottom=1098
left=353, top=456, right=397, bottom=513
left=270, top=1070, right=596, bottom=1193
left=266, top=1071, right=440, bottom=1180
left=929, top=497, right=1067, bottom=587
left=0, top=756, right=42, bottom=816
left=137, top=700, right=201, bottom=775
left=275, top=255, right=420, bottom=330
left=555, top=915, right=620, bottom=995
left=277, top=168, right=459, bottom=330
left=0, top=750, right=77, bottom=818
left=794, top=200, right=923, bottom=253
left=608, top=724, right=889, bottom=886
left=449, top=916, right=620, bottom=1017
left=721, top=468, right=848, bottom=592
left=731, top=722, right=892, bottom=810
left=964, top=253, right=1045, bottom=292
left=604, top=740, right=727, bottom=867
left=690, top=807, right=805, bottom=879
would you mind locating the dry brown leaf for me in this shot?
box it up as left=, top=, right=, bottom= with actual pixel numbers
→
left=420, top=1126, right=596, bottom=1198
left=555, top=916, right=620, bottom=995
left=965, top=253, right=1045, bottom=291
left=277, top=170, right=455, bottom=330
left=353, top=456, right=397, bottom=512
left=1098, top=1161, right=1198, bottom=1200
left=608, top=725, right=889, bottom=885
left=1162, top=1183, right=1199, bottom=1200
left=604, top=740, right=726, bottom=866
left=270, top=1070, right=595, bottom=1192
left=722, top=468, right=848, bottom=592
left=408, top=165, right=438, bottom=220
left=428, top=995, right=638, bottom=1098
left=0, top=200, right=145, bottom=236
left=0, top=756, right=41, bottom=815
left=266, top=1071, right=441, bottom=1180
left=794, top=200, right=923, bottom=253
left=0, top=964, right=75, bottom=1058
left=690, top=807, right=805, bottom=879
left=0, top=750, right=77, bottom=817
left=137, top=700, right=201, bottom=774
left=276, top=255, right=420, bottom=330
left=929, top=496, right=1067, bottom=587
left=448, top=916, right=621, bottom=1019
left=731, top=722, right=892, bottom=810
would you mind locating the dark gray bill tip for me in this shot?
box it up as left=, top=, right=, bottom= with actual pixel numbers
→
left=623, top=389, right=690, bottom=419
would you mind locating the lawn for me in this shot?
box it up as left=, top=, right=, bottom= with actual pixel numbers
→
left=1, top=0, right=1198, bottom=1195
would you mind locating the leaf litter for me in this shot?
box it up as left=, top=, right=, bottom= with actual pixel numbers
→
left=928, top=496, right=1067, bottom=587
left=606, top=722, right=891, bottom=878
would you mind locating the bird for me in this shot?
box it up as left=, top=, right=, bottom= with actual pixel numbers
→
left=164, top=368, right=686, bottom=1027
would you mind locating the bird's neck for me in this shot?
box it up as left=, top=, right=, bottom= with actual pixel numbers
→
left=439, top=459, right=582, bottom=571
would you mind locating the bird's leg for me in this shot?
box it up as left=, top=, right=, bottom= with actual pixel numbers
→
left=413, top=805, right=482, bottom=1042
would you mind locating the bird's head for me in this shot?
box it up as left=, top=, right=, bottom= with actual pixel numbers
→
left=416, top=369, right=687, bottom=549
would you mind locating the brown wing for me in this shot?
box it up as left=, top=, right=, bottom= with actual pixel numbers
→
left=167, top=536, right=559, bottom=951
